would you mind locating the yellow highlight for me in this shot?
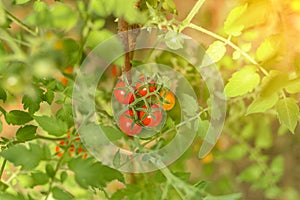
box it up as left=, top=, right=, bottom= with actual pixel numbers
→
left=201, top=152, right=214, bottom=164
left=291, top=0, right=300, bottom=12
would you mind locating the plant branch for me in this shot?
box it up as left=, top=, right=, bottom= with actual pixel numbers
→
left=5, top=9, right=37, bottom=36
left=187, top=23, right=270, bottom=77
left=182, top=0, right=206, bottom=26
left=36, top=135, right=68, bottom=141
left=0, top=159, right=7, bottom=180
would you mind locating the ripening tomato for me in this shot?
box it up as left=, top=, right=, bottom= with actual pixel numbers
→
left=113, top=81, right=134, bottom=104
left=139, top=104, right=163, bottom=127
left=159, top=90, right=176, bottom=111
left=119, top=110, right=142, bottom=136
left=135, top=77, right=156, bottom=97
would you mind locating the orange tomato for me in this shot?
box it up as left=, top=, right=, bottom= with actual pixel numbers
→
left=159, top=90, right=175, bottom=111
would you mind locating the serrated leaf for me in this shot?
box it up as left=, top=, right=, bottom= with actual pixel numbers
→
left=1, top=143, right=48, bottom=170
left=224, top=4, right=247, bottom=36
left=0, top=87, right=7, bottom=102
left=5, top=110, right=33, bottom=125
left=225, top=66, right=260, bottom=97
left=256, top=34, right=282, bottom=62
left=164, top=31, right=186, bottom=50
left=247, top=93, right=278, bottom=115
left=181, top=94, right=198, bottom=117
left=34, top=115, right=68, bottom=136
left=16, top=125, right=37, bottom=142
left=22, top=94, right=41, bottom=114
left=56, top=104, right=73, bottom=128
left=43, top=90, right=55, bottom=105
left=205, top=41, right=226, bottom=63
left=68, top=157, right=124, bottom=189
left=276, top=98, right=300, bottom=134
left=52, top=187, right=74, bottom=200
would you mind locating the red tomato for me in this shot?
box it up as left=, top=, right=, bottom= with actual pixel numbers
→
left=113, top=81, right=134, bottom=104
left=135, top=77, right=156, bottom=97
left=139, top=104, right=162, bottom=127
left=119, top=110, right=142, bottom=136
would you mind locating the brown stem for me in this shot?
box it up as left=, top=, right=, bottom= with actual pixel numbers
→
left=118, top=18, right=131, bottom=73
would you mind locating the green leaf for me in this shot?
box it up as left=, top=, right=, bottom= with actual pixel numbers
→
left=224, top=4, right=247, bottom=36
left=52, top=187, right=74, bottom=200
left=68, top=157, right=124, bottom=189
left=285, top=77, right=300, bottom=94
left=5, top=110, right=33, bottom=125
left=0, top=193, right=26, bottom=200
left=276, top=98, right=300, bottom=134
left=56, top=104, right=73, bottom=128
left=180, top=94, right=198, bottom=117
left=238, top=165, right=262, bottom=182
left=164, top=31, right=187, bottom=50
left=255, top=125, right=272, bottom=149
left=225, top=66, right=260, bottom=97
left=34, top=115, right=68, bottom=136
left=46, top=164, right=55, bottom=178
left=205, top=41, right=227, bottom=63
left=31, top=171, right=49, bottom=186
left=256, top=34, right=283, bottom=62
left=260, top=71, right=289, bottom=97
left=223, top=144, right=247, bottom=160
left=0, top=87, right=7, bottom=102
left=50, top=4, right=77, bottom=30
left=113, top=150, right=121, bottom=168
left=60, top=171, right=68, bottom=183
left=197, top=120, right=209, bottom=139
left=22, top=94, right=42, bottom=114
left=270, top=156, right=284, bottom=176
left=0, top=181, right=8, bottom=192
left=43, top=90, right=55, bottom=105
left=86, top=30, right=113, bottom=49
left=14, top=0, right=31, bottom=4
left=100, top=125, right=123, bottom=141
left=16, top=125, right=37, bottom=142
left=247, top=93, right=278, bottom=115
left=1, top=143, right=48, bottom=170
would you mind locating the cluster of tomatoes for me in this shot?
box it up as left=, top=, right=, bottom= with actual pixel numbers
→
left=55, top=133, right=87, bottom=159
left=113, top=75, right=175, bottom=136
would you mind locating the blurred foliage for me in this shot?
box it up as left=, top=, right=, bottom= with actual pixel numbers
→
left=0, top=0, right=299, bottom=199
